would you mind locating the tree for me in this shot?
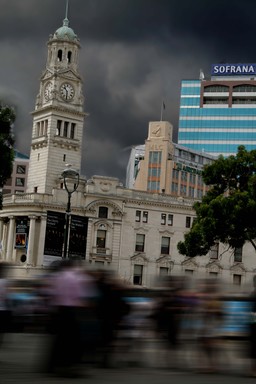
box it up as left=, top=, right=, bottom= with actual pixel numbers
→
left=177, top=145, right=256, bottom=257
left=0, top=105, right=15, bottom=209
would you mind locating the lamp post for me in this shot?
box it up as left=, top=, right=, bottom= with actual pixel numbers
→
left=61, top=168, right=80, bottom=259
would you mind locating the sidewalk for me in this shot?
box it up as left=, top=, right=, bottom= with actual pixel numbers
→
left=0, top=333, right=253, bottom=383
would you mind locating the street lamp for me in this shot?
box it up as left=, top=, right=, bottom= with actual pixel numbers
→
left=61, top=168, right=80, bottom=259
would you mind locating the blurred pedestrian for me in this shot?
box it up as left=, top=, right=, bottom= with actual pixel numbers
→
left=0, top=263, right=11, bottom=346
left=197, top=280, right=223, bottom=373
left=45, top=259, right=85, bottom=377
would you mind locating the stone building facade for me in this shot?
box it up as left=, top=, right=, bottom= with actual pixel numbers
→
left=1, top=175, right=255, bottom=289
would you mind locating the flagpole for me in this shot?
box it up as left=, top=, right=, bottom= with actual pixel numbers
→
left=160, top=100, right=165, bottom=121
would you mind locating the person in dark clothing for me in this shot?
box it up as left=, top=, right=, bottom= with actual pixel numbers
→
left=95, top=271, right=129, bottom=368
left=0, top=263, right=12, bottom=345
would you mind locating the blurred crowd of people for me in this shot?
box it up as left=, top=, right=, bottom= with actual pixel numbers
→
left=0, top=261, right=256, bottom=377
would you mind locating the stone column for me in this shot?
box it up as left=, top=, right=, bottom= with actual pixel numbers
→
left=1, top=221, right=8, bottom=260
left=26, top=216, right=37, bottom=265
left=0, top=219, right=4, bottom=259
left=0, top=218, right=4, bottom=241
left=37, top=214, right=47, bottom=267
left=6, top=216, right=15, bottom=262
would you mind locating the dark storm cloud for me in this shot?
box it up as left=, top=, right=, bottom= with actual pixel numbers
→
left=1, top=0, right=256, bottom=183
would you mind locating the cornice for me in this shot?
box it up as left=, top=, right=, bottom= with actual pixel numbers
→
left=31, top=105, right=87, bottom=117
left=125, top=199, right=195, bottom=211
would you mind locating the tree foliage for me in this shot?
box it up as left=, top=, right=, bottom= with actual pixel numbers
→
left=0, top=104, right=15, bottom=209
left=177, top=146, right=256, bottom=257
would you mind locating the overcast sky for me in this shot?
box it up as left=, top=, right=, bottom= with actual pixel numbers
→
left=1, top=0, right=256, bottom=183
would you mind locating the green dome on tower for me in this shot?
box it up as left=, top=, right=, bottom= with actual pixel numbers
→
left=54, top=18, right=77, bottom=41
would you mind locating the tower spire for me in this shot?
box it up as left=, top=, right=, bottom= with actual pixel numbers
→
left=65, top=0, right=69, bottom=20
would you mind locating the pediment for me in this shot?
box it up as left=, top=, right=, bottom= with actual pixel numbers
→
left=130, top=253, right=149, bottom=264
left=57, top=69, right=81, bottom=81
left=156, top=255, right=174, bottom=268
left=159, top=229, right=174, bottom=236
left=181, top=257, right=199, bottom=269
left=134, top=226, right=149, bottom=233
left=41, top=69, right=54, bottom=81
left=230, top=263, right=246, bottom=273
left=94, top=220, right=113, bottom=230
left=206, top=260, right=223, bottom=272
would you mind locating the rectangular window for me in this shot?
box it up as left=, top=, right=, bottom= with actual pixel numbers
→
left=98, top=207, right=108, bottom=218
left=209, top=272, right=218, bottom=278
left=149, top=168, right=161, bottom=177
left=16, top=165, right=26, bottom=174
left=15, top=178, right=25, bottom=187
left=161, top=236, right=170, bottom=255
left=181, top=171, right=187, bottom=181
left=135, top=234, right=145, bottom=252
left=56, top=120, right=62, bottom=136
left=185, top=269, right=194, bottom=275
left=172, top=169, right=179, bottom=180
left=147, top=180, right=160, bottom=192
left=142, top=211, right=148, bottom=223
left=186, top=216, right=191, bottom=228
left=198, top=175, right=203, bottom=186
left=189, top=186, right=194, bottom=198
left=233, top=274, right=241, bottom=285
left=149, top=151, right=162, bottom=164
left=70, top=123, right=76, bottom=139
left=36, top=122, right=40, bottom=136
left=167, top=214, right=173, bottom=226
left=135, top=210, right=141, bottom=222
left=63, top=121, right=69, bottom=137
left=161, top=213, right=166, bottom=225
left=133, top=264, right=143, bottom=285
left=210, top=243, right=219, bottom=259
left=171, top=182, right=178, bottom=194
left=180, top=185, right=187, bottom=196
left=234, top=247, right=242, bottom=262
left=189, top=174, right=196, bottom=184
left=96, top=230, right=106, bottom=249
left=159, top=267, right=169, bottom=276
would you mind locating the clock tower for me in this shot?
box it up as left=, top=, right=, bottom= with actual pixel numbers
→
left=26, top=11, right=85, bottom=194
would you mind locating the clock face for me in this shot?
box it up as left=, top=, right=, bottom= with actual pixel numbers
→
left=44, top=82, right=53, bottom=101
left=60, top=83, right=75, bottom=100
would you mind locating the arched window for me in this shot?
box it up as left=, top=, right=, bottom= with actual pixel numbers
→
left=233, top=84, right=256, bottom=92
left=204, top=85, right=229, bottom=93
left=67, top=51, right=72, bottom=63
left=57, top=49, right=63, bottom=62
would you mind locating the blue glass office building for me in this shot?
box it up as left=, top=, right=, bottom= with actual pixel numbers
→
left=178, top=64, right=256, bottom=156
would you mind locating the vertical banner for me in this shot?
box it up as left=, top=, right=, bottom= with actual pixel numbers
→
left=43, top=211, right=65, bottom=265
left=15, top=217, right=28, bottom=248
left=68, top=215, right=88, bottom=259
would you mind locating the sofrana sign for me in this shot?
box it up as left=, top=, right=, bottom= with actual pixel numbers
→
left=211, top=64, right=256, bottom=76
